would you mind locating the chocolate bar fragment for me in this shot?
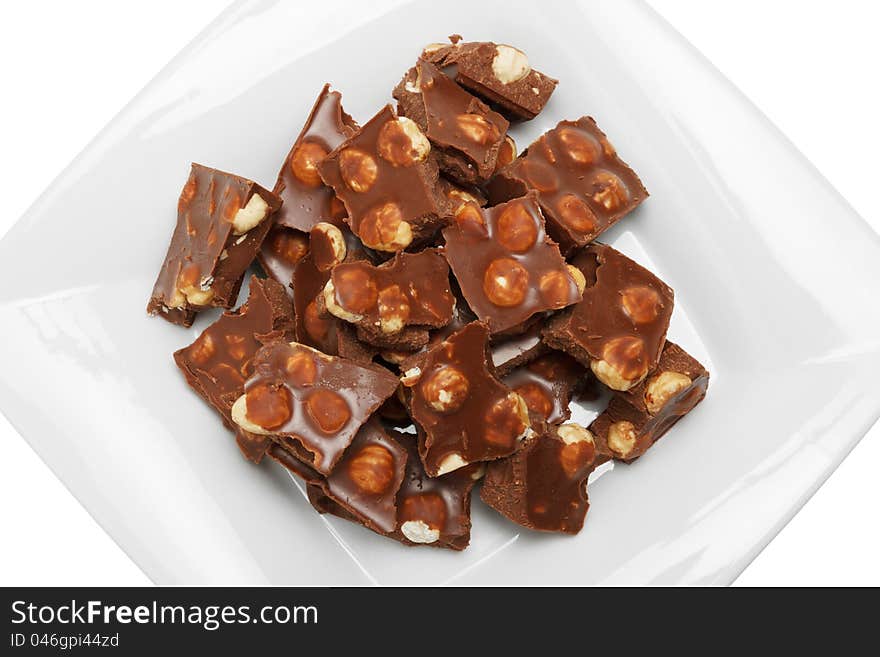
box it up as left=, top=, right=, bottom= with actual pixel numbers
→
left=543, top=243, right=673, bottom=391
left=502, top=352, right=585, bottom=425
left=148, top=163, right=282, bottom=326
left=229, top=341, right=398, bottom=474
left=173, top=276, right=295, bottom=462
left=272, top=84, right=357, bottom=233
left=488, top=117, right=648, bottom=254
left=257, top=226, right=309, bottom=294
left=589, top=341, right=708, bottom=462
left=402, top=321, right=531, bottom=476
left=443, top=194, right=583, bottom=334
left=422, top=37, right=558, bottom=120
left=291, top=224, right=377, bottom=363
left=319, top=249, right=456, bottom=344
left=394, top=60, right=510, bottom=185
left=318, top=105, right=449, bottom=252
left=436, top=176, right=487, bottom=212
left=481, top=422, right=597, bottom=534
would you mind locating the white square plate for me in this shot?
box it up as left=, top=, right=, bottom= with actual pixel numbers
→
left=2, top=0, right=879, bottom=585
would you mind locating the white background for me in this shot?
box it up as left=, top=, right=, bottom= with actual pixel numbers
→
left=0, top=0, right=877, bottom=586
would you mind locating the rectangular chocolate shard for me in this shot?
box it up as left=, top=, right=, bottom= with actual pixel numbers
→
left=589, top=341, right=709, bottom=463
left=394, top=60, right=510, bottom=185
left=272, top=84, right=357, bottom=233
left=443, top=193, right=584, bottom=334
left=543, top=243, right=673, bottom=392
left=402, top=321, right=532, bottom=476
left=173, top=276, right=295, bottom=462
left=481, top=422, right=597, bottom=534
left=147, top=163, right=282, bottom=326
left=318, top=104, right=449, bottom=252
left=422, top=38, right=558, bottom=120
left=488, top=117, right=648, bottom=254
left=318, top=248, right=456, bottom=346
left=502, top=351, right=585, bottom=425
left=229, top=341, right=398, bottom=474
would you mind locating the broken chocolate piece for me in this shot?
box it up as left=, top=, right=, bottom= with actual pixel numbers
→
left=318, top=105, right=448, bottom=252
left=273, top=84, right=357, bottom=233
left=402, top=321, right=531, bottom=476
left=543, top=243, right=673, bottom=392
left=589, top=341, right=708, bottom=462
left=230, top=341, right=398, bottom=474
left=481, top=422, right=596, bottom=534
left=423, top=38, right=558, bottom=120
left=319, top=249, right=456, bottom=341
left=173, top=276, right=295, bottom=462
left=491, top=323, right=548, bottom=377
left=148, top=163, right=282, bottom=326
left=488, top=117, right=648, bottom=253
left=443, top=193, right=583, bottom=334
left=502, top=352, right=585, bottom=425
left=394, top=60, right=509, bottom=185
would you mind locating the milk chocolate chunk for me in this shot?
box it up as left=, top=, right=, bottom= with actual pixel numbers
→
left=481, top=422, right=596, bottom=534
left=442, top=194, right=583, bottom=334
left=148, top=164, right=282, bottom=326
left=543, top=243, right=673, bottom=392
left=173, top=276, right=295, bottom=462
left=402, top=321, right=531, bottom=476
left=319, top=249, right=456, bottom=342
left=488, top=117, right=648, bottom=254
left=502, top=352, right=585, bottom=425
left=394, top=60, right=509, bottom=185
left=422, top=38, right=558, bottom=120
left=393, top=431, right=481, bottom=549
left=589, top=341, right=708, bottom=463
left=230, top=341, right=398, bottom=474
left=318, top=105, right=448, bottom=252
left=313, top=419, right=408, bottom=534
left=257, top=226, right=309, bottom=295
left=273, top=84, right=357, bottom=233
left=292, top=224, right=376, bottom=362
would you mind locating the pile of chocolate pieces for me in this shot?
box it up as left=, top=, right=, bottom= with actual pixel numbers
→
left=148, top=36, right=709, bottom=550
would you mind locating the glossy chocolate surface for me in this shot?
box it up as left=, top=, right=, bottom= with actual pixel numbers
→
left=257, top=225, right=309, bottom=294
left=502, top=352, right=585, bottom=425
left=239, top=342, right=398, bottom=474
left=488, top=117, right=648, bottom=253
left=394, top=60, right=509, bottom=184
left=543, top=243, right=673, bottom=391
left=423, top=38, right=558, bottom=120
left=148, top=163, right=281, bottom=326
left=173, top=276, right=294, bottom=462
left=318, top=105, right=447, bottom=252
left=405, top=321, right=529, bottom=476
left=481, top=425, right=596, bottom=534
left=443, top=194, right=581, bottom=334
left=273, top=84, right=357, bottom=232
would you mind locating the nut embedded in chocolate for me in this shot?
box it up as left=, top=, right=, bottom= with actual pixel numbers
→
left=543, top=243, right=673, bottom=392
left=230, top=341, right=398, bottom=474
left=487, top=117, right=648, bottom=254
left=403, top=321, right=531, bottom=476
left=481, top=422, right=597, bottom=534
left=272, top=84, right=358, bottom=232
left=147, top=163, right=282, bottom=326
left=173, top=276, right=295, bottom=462
left=443, top=194, right=582, bottom=334
left=394, top=60, right=510, bottom=185
left=422, top=38, right=558, bottom=120
left=318, top=105, right=449, bottom=252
